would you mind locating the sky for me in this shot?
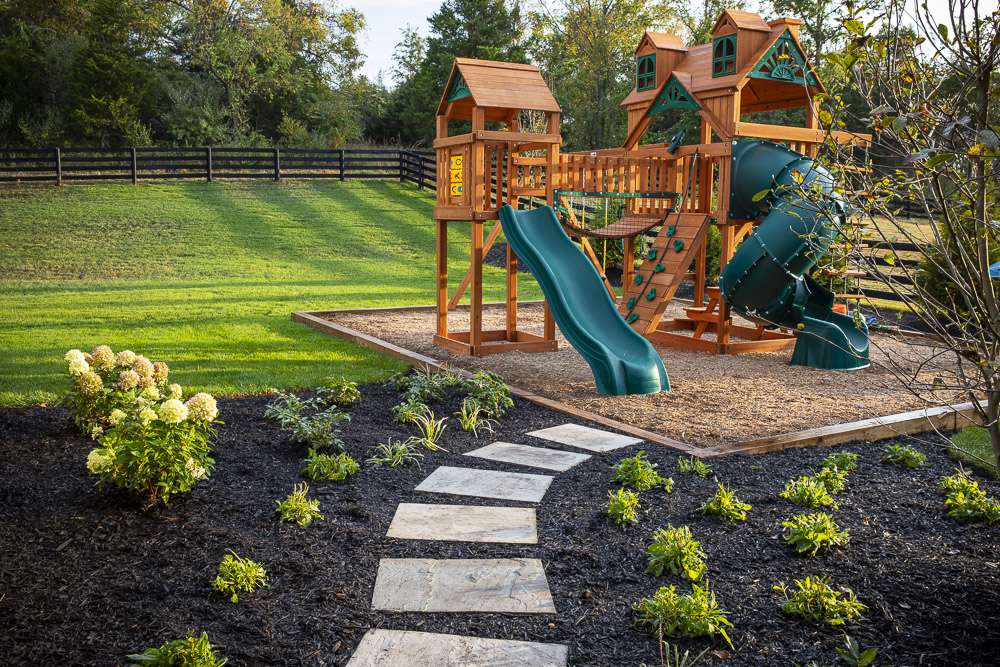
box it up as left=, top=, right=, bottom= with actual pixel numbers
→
left=356, top=0, right=999, bottom=83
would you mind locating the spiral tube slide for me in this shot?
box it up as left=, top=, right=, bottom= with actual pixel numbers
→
left=719, top=140, right=870, bottom=371
left=498, top=204, right=670, bottom=395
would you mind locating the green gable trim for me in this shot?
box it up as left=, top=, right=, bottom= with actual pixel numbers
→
left=636, top=54, right=656, bottom=92
left=447, top=74, right=471, bottom=102
left=712, top=34, right=737, bottom=77
left=647, top=76, right=700, bottom=116
left=748, top=30, right=818, bottom=86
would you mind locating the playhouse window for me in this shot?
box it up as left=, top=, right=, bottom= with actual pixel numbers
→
left=636, top=54, right=656, bottom=91
left=712, top=34, right=737, bottom=77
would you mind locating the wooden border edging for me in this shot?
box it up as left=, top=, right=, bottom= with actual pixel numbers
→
left=292, top=306, right=977, bottom=459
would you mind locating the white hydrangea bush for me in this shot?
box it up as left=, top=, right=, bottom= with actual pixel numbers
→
left=65, top=346, right=221, bottom=507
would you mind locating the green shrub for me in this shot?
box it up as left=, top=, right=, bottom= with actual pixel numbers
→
left=607, top=488, right=641, bottom=527
left=265, top=391, right=349, bottom=450
left=676, top=456, right=713, bottom=478
left=820, top=451, right=859, bottom=473
left=938, top=470, right=1000, bottom=525
left=393, top=398, right=427, bottom=424
left=211, top=552, right=267, bottom=603
left=813, top=466, right=848, bottom=495
left=701, top=482, right=752, bottom=522
left=780, top=475, right=838, bottom=509
left=301, top=449, right=359, bottom=482
left=455, top=398, right=498, bottom=437
left=881, top=442, right=927, bottom=468
left=613, top=451, right=674, bottom=492
left=782, top=512, right=850, bottom=556
left=633, top=582, right=733, bottom=649
left=87, top=391, right=219, bottom=507
left=948, top=427, right=999, bottom=478
left=127, top=631, right=227, bottom=666
left=774, top=576, right=866, bottom=625
left=412, top=406, right=448, bottom=451
left=317, top=376, right=361, bottom=407
left=465, top=370, right=514, bottom=418
left=367, top=437, right=425, bottom=468
left=391, top=368, right=513, bottom=426
left=276, top=482, right=324, bottom=526
left=645, top=525, right=707, bottom=581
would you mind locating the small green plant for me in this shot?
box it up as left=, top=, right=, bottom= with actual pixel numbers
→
left=211, top=551, right=268, bottom=603
left=820, top=451, right=860, bottom=473
left=948, top=427, right=999, bottom=478
left=676, top=456, right=713, bottom=478
left=774, top=576, right=866, bottom=626
left=939, top=469, right=1000, bottom=525
left=265, top=391, right=349, bottom=449
left=782, top=512, right=850, bottom=556
left=607, top=488, right=641, bottom=527
left=455, top=398, right=498, bottom=437
left=646, top=525, right=707, bottom=581
left=366, top=437, right=425, bottom=468
left=264, top=391, right=315, bottom=428
left=318, top=376, right=361, bottom=407
left=780, top=475, right=839, bottom=509
left=613, top=451, right=674, bottom=492
left=127, top=631, right=227, bottom=666
left=701, top=482, right=751, bottom=522
left=393, top=398, right=427, bottom=424
left=412, top=406, right=448, bottom=451
left=276, top=482, right=324, bottom=526
left=465, top=370, right=514, bottom=418
left=881, top=442, right=927, bottom=468
left=836, top=635, right=879, bottom=667
left=632, top=582, right=733, bottom=649
left=813, top=466, right=848, bottom=495
left=301, top=449, right=359, bottom=482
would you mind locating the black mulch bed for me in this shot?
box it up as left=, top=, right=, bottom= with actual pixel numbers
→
left=3, top=384, right=1000, bottom=666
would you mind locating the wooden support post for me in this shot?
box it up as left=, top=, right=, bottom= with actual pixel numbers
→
left=206, top=147, right=214, bottom=182
left=339, top=149, right=345, bottom=181
left=543, top=300, right=556, bottom=342
left=273, top=148, right=281, bottom=181
left=449, top=222, right=503, bottom=309
left=54, top=147, right=62, bottom=186
left=130, top=147, right=138, bottom=185
left=623, top=236, right=635, bottom=296
left=506, top=242, right=518, bottom=339
left=470, top=220, right=484, bottom=352
left=436, top=220, right=448, bottom=338
left=717, top=223, right=734, bottom=352
left=694, top=236, right=707, bottom=305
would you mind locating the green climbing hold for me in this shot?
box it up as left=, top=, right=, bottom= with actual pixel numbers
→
left=653, top=263, right=665, bottom=273
left=627, top=312, right=639, bottom=323
left=673, top=239, right=684, bottom=252
left=667, top=224, right=676, bottom=237
left=647, top=247, right=658, bottom=260
left=646, top=287, right=657, bottom=301
left=634, top=274, right=643, bottom=285
left=627, top=297, right=636, bottom=309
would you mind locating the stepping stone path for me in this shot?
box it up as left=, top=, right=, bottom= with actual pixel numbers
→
left=347, top=629, right=569, bottom=667
left=350, top=422, right=641, bottom=666
left=465, top=441, right=591, bottom=472
left=387, top=503, right=537, bottom=544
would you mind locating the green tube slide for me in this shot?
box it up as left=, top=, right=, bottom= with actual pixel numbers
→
left=719, top=139, right=870, bottom=370
left=498, top=204, right=669, bottom=395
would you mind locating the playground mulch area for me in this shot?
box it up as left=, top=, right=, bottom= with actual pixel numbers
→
left=3, top=386, right=999, bottom=666
left=323, top=303, right=964, bottom=449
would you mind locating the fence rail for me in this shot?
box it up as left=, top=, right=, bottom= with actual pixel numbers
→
left=0, top=146, right=437, bottom=187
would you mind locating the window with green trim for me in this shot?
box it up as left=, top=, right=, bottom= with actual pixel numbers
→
left=636, top=54, right=656, bottom=91
left=712, top=34, right=737, bottom=77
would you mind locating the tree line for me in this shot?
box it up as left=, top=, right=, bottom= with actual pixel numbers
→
left=0, top=0, right=859, bottom=152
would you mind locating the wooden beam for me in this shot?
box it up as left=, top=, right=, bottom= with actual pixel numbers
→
left=436, top=220, right=448, bottom=338
left=474, top=130, right=561, bottom=144
left=432, top=133, right=474, bottom=148
left=733, top=121, right=871, bottom=145
left=449, top=221, right=503, bottom=309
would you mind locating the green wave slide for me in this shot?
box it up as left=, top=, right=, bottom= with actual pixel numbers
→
left=720, top=139, right=870, bottom=370
left=499, top=204, right=670, bottom=396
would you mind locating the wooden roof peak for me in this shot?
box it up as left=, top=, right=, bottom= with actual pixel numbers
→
left=639, top=31, right=687, bottom=52
left=712, top=9, right=771, bottom=34
left=437, top=58, right=560, bottom=117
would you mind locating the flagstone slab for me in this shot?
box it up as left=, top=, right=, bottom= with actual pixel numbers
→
left=371, top=558, right=556, bottom=614
left=346, top=629, right=568, bottom=667
left=415, top=466, right=553, bottom=502
left=464, top=441, right=591, bottom=472
left=386, top=503, right=537, bottom=544
left=526, top=423, right=642, bottom=453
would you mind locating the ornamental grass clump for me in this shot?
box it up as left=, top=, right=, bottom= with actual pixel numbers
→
left=701, top=482, right=751, bottom=522
left=780, top=475, right=839, bottom=510
left=455, top=398, right=498, bottom=437
left=938, top=470, right=1000, bottom=525
left=607, top=488, right=641, bottom=527
left=301, top=449, right=359, bottom=482
left=367, top=437, right=425, bottom=468
left=412, top=406, right=448, bottom=451
left=645, top=525, right=707, bottom=581
left=211, top=552, right=268, bottom=603
left=882, top=442, right=927, bottom=468
left=127, top=631, right=227, bottom=666
left=676, top=456, right=713, bottom=478
left=613, top=451, right=674, bottom=492
left=276, top=482, right=324, bottom=526
left=632, top=582, right=733, bottom=649
left=774, top=576, right=866, bottom=626
left=782, top=512, right=850, bottom=556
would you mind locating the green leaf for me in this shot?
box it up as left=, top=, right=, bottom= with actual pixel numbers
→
left=844, top=19, right=865, bottom=35
left=937, top=23, right=949, bottom=42
left=859, top=647, right=879, bottom=667
left=751, top=188, right=770, bottom=202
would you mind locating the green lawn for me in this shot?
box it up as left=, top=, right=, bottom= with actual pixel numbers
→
left=0, top=180, right=536, bottom=407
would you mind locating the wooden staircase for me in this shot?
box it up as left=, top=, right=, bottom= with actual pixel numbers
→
left=619, top=213, right=711, bottom=335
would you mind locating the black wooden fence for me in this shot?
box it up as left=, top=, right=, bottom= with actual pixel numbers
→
left=0, top=146, right=437, bottom=187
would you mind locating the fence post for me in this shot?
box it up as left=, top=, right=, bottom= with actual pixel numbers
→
left=418, top=154, right=425, bottom=190
left=130, top=147, right=138, bottom=185
left=399, top=150, right=405, bottom=183
left=339, top=149, right=345, bottom=181
left=55, top=147, right=62, bottom=186
left=273, top=147, right=280, bottom=181
left=206, top=147, right=213, bottom=182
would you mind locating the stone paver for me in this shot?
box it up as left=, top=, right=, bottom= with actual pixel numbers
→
left=386, top=503, right=537, bottom=544
left=526, top=423, right=642, bottom=453
left=415, top=465, right=553, bottom=502
left=464, top=441, right=591, bottom=472
left=371, top=558, right=556, bottom=614
left=346, top=629, right=568, bottom=667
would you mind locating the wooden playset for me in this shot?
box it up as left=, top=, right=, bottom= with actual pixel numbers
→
left=432, top=9, right=870, bottom=359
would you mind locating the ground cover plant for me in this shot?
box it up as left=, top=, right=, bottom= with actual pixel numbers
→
left=700, top=482, right=751, bottom=522
left=211, top=552, right=268, bottom=604
left=366, top=437, right=424, bottom=468
left=782, top=512, right=851, bottom=557
left=632, top=583, right=733, bottom=649
left=127, top=631, right=227, bottom=667
left=301, top=449, right=359, bottom=482
left=938, top=470, right=1000, bottom=525
left=645, top=526, right=707, bottom=581
left=780, top=475, right=839, bottom=510
left=881, top=442, right=927, bottom=468
left=265, top=391, right=349, bottom=450
left=275, top=482, right=324, bottom=526
left=676, top=456, right=712, bottom=478
left=774, top=576, right=866, bottom=626
left=820, top=451, right=860, bottom=473
left=613, top=450, right=674, bottom=492
left=608, top=488, right=641, bottom=527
